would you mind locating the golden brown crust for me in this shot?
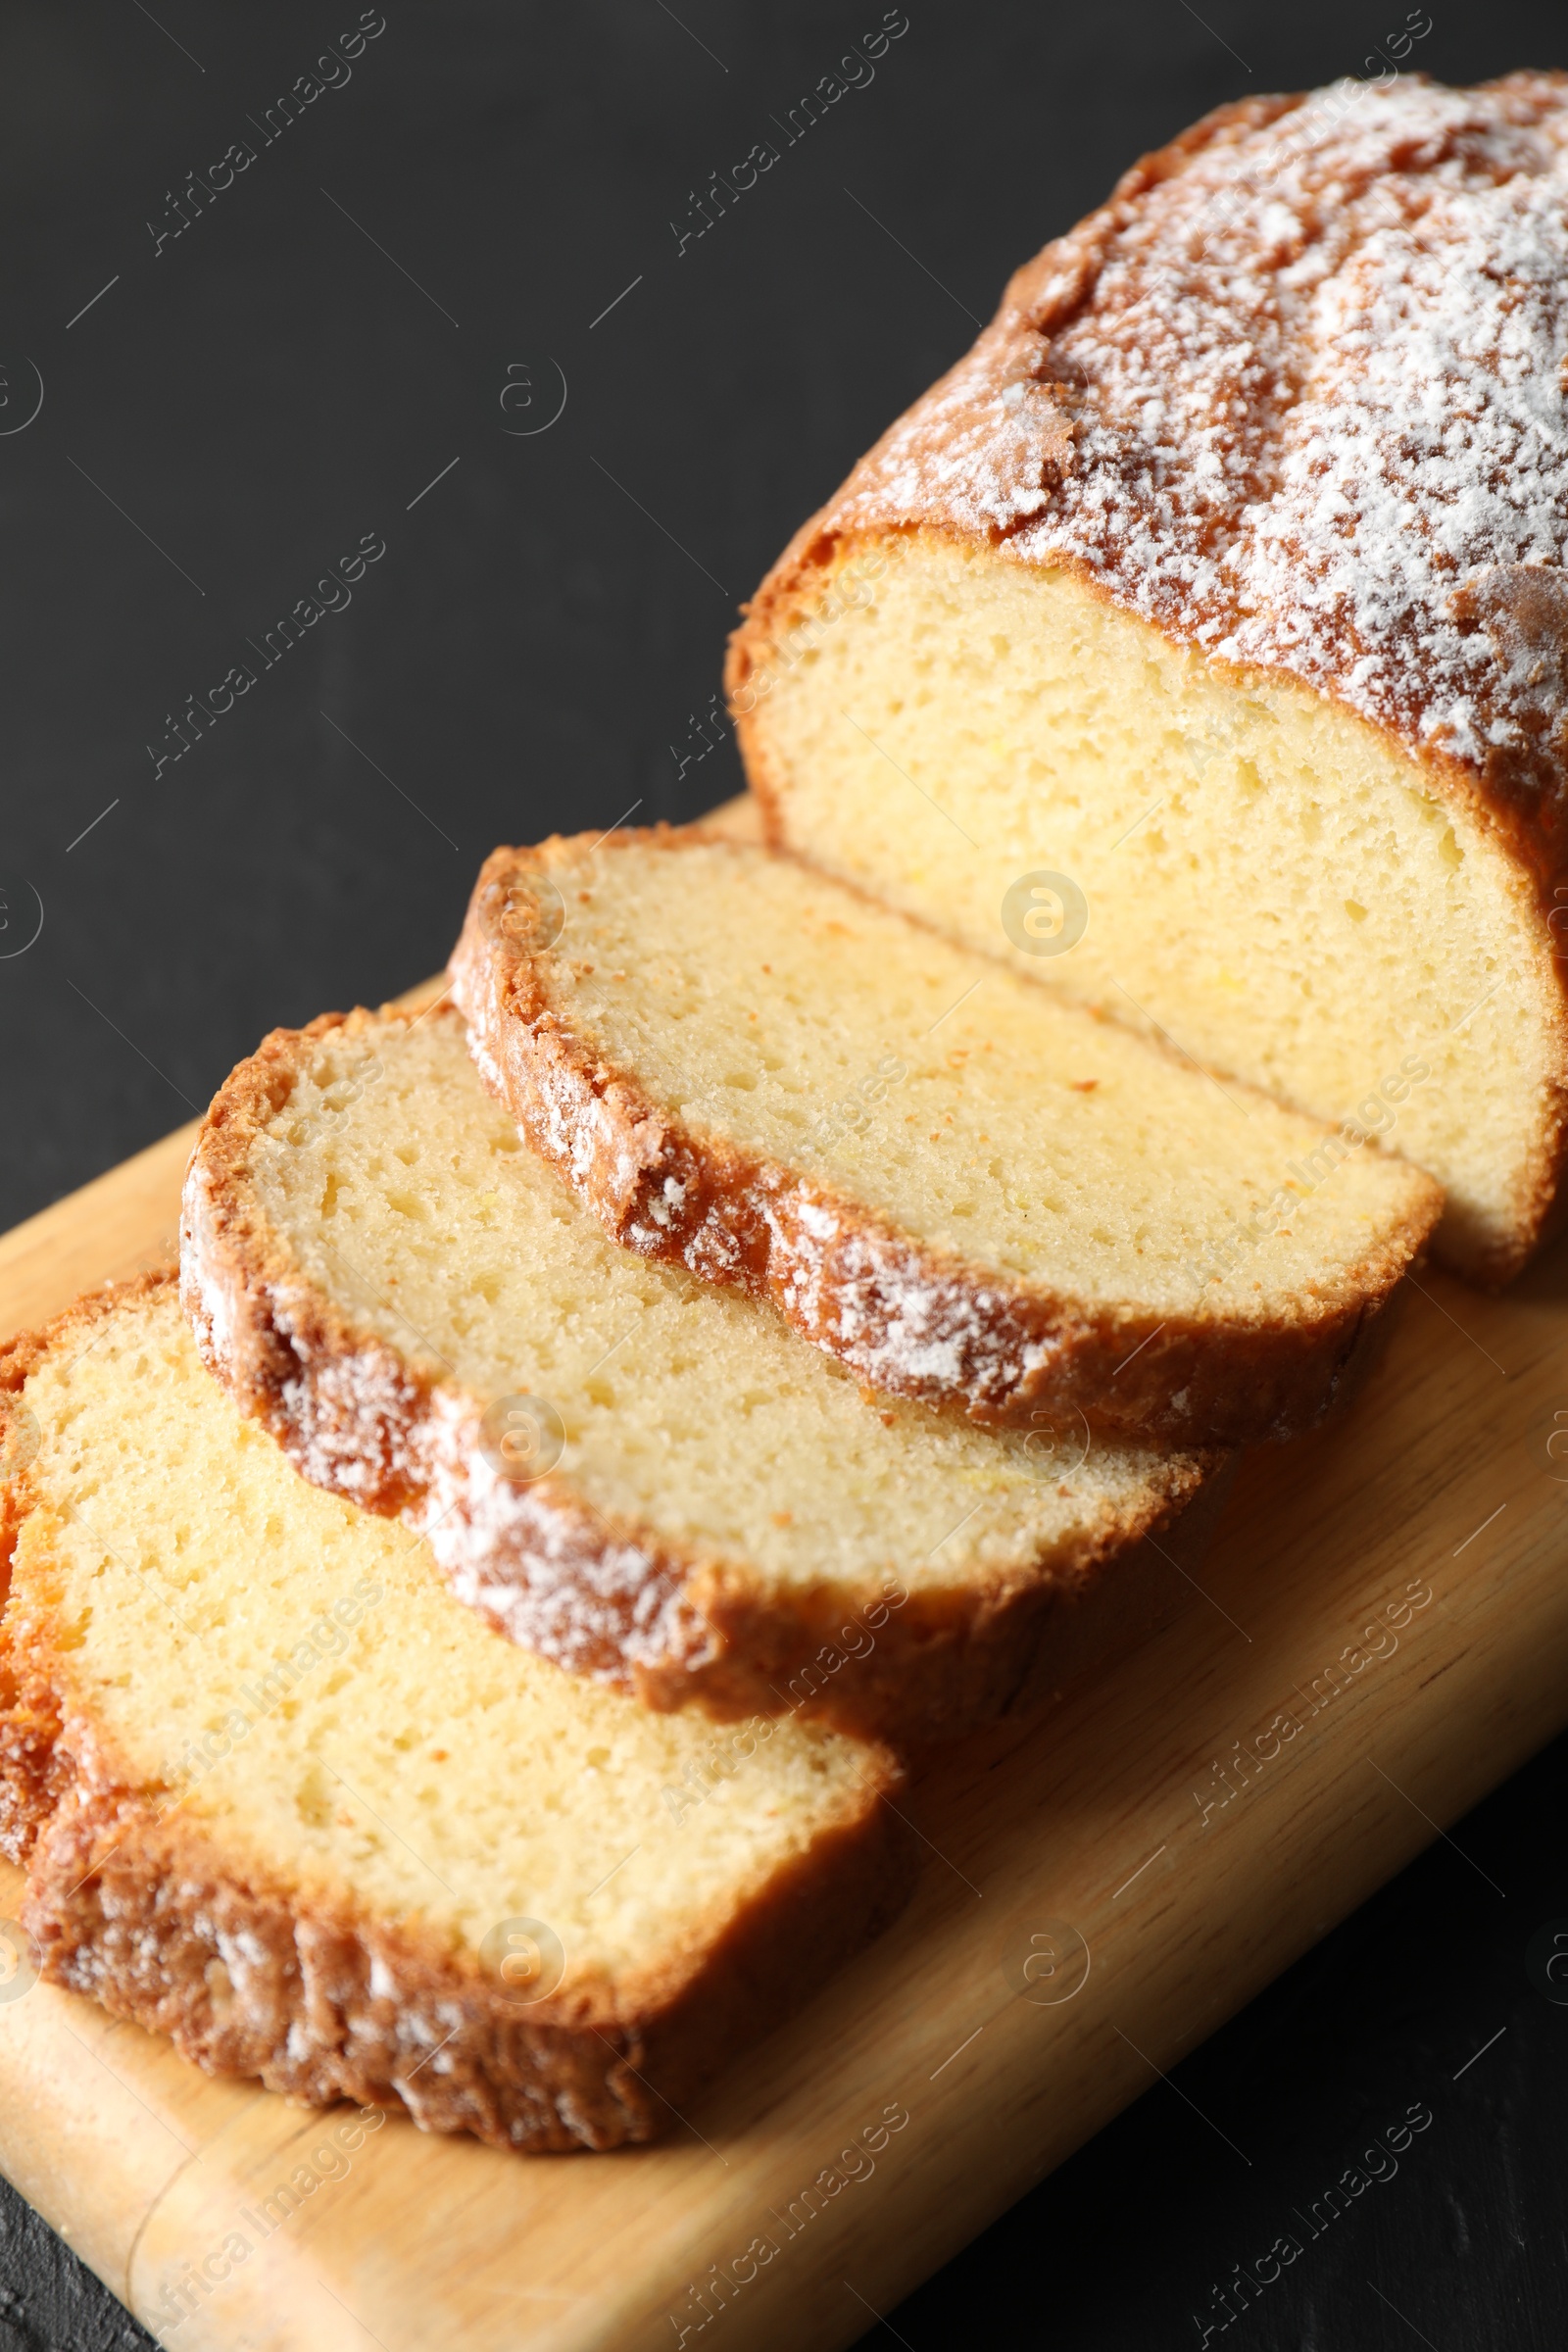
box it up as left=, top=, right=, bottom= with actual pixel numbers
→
left=180, top=1006, right=1224, bottom=1743
left=0, top=1280, right=914, bottom=2153
left=451, top=831, right=1440, bottom=1448
left=725, top=74, right=1568, bottom=1284
left=14, top=1754, right=910, bottom=2155
left=0, top=1275, right=172, bottom=1858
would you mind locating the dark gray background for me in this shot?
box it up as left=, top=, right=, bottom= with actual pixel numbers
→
left=0, top=4, right=1565, bottom=2347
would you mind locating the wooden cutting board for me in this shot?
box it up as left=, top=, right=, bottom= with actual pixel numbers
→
left=2, top=882, right=1566, bottom=2350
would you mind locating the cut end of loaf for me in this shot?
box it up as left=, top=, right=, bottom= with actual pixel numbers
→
left=729, top=530, right=1565, bottom=1284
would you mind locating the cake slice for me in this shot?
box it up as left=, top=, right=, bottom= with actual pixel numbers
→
left=180, top=1003, right=1221, bottom=1743
left=726, top=74, right=1568, bottom=1284
left=451, top=829, right=1440, bottom=1448
left=0, top=1278, right=910, bottom=2153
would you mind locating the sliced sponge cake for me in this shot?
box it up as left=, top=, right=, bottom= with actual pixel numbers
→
left=180, top=1003, right=1221, bottom=1743
left=451, top=829, right=1441, bottom=1448
left=0, top=1278, right=909, bottom=2152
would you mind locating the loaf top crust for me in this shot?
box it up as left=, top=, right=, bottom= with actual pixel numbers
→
left=743, top=74, right=1568, bottom=871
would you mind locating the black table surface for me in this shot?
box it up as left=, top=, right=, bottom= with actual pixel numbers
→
left=1, top=5, right=1566, bottom=2347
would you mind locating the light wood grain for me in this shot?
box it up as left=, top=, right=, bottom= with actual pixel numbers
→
left=2, top=807, right=1564, bottom=2350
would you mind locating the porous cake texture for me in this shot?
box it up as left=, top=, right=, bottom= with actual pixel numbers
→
left=453, top=828, right=1440, bottom=1446
left=0, top=1279, right=909, bottom=2151
left=180, top=1004, right=1220, bottom=1741
left=729, top=74, right=1568, bottom=1281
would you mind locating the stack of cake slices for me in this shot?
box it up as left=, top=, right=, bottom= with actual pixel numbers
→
left=0, top=833, right=1440, bottom=2154
left=6, top=69, right=1560, bottom=2157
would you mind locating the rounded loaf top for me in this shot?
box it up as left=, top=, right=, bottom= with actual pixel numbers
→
left=815, top=73, right=1568, bottom=817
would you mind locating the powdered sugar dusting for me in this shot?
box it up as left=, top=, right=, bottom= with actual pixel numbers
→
left=413, top=1382, right=716, bottom=1681
left=831, top=74, right=1568, bottom=789
left=770, top=1186, right=1056, bottom=1405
